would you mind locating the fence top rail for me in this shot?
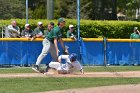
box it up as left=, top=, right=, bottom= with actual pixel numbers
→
left=83, top=38, right=140, bottom=42
left=107, top=39, right=140, bottom=42
left=0, top=38, right=43, bottom=41
left=0, top=38, right=140, bottom=42
left=82, top=38, right=103, bottom=42
left=0, top=38, right=75, bottom=42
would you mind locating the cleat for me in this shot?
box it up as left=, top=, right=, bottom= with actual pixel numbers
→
left=39, top=70, right=45, bottom=73
left=32, top=65, right=40, bottom=73
left=45, top=65, right=51, bottom=72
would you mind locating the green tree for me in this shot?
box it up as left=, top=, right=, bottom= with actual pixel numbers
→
left=32, top=5, right=46, bottom=19
left=28, top=0, right=47, bottom=19
left=0, top=0, right=25, bottom=19
left=54, top=0, right=92, bottom=19
left=92, top=0, right=117, bottom=20
left=66, top=0, right=92, bottom=19
left=117, top=0, right=140, bottom=20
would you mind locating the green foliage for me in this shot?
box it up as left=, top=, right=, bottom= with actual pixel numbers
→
left=0, top=0, right=139, bottom=20
left=73, top=20, right=140, bottom=38
left=1, top=19, right=140, bottom=38
left=117, top=0, right=140, bottom=20
left=32, top=5, right=47, bottom=19
left=79, top=20, right=140, bottom=38
left=0, top=0, right=25, bottom=19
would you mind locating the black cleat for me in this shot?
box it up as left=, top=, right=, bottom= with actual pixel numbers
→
left=32, top=65, right=39, bottom=73
left=45, top=65, right=51, bottom=72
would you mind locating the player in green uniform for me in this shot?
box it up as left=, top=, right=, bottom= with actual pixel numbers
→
left=32, top=18, right=66, bottom=72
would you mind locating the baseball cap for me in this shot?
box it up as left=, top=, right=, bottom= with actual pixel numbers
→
left=25, top=24, right=30, bottom=27
left=38, top=22, right=42, bottom=25
left=69, top=25, right=74, bottom=28
left=58, top=18, right=65, bottom=23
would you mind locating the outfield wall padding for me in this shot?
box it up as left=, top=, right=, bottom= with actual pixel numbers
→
left=0, top=38, right=139, bottom=66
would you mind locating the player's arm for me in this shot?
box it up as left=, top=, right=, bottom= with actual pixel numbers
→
left=53, top=28, right=60, bottom=56
left=59, top=38, right=69, bottom=54
left=76, top=61, right=84, bottom=74
left=54, top=38, right=59, bottom=56
left=8, top=25, right=19, bottom=33
left=137, top=30, right=140, bottom=35
left=59, top=38, right=65, bottom=50
left=7, top=25, right=14, bottom=31
left=79, top=64, right=84, bottom=74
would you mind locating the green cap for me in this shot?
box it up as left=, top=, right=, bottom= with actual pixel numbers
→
left=58, top=18, right=65, bottom=23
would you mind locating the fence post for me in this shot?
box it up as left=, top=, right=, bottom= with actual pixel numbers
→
left=26, top=0, right=28, bottom=24
left=2, top=26, right=3, bottom=38
left=47, top=0, right=54, bottom=20
left=77, top=0, right=80, bottom=40
left=103, top=37, right=107, bottom=66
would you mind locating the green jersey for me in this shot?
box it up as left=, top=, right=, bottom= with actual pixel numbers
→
left=67, top=30, right=77, bottom=38
left=130, top=33, right=140, bottom=39
left=67, top=30, right=74, bottom=38
left=47, top=26, right=63, bottom=43
left=33, top=27, right=44, bottom=35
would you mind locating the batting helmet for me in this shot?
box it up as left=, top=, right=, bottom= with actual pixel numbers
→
left=69, top=53, right=77, bottom=62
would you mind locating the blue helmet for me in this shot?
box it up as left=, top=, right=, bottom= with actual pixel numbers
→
left=69, top=53, right=77, bottom=62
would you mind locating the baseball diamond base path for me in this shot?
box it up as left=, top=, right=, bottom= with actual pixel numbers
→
left=1, top=71, right=140, bottom=78
left=38, top=84, right=140, bottom=93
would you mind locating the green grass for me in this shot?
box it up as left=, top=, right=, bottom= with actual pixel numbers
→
left=0, top=77, right=140, bottom=93
left=84, top=66, right=140, bottom=72
left=0, top=66, right=139, bottom=73
left=0, top=66, right=139, bottom=93
left=0, top=67, right=34, bottom=73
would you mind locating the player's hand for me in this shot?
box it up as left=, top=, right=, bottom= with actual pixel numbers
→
left=64, top=48, right=69, bottom=54
left=31, top=37, right=35, bottom=41
left=71, top=36, right=74, bottom=38
left=73, top=37, right=77, bottom=41
left=26, top=37, right=30, bottom=40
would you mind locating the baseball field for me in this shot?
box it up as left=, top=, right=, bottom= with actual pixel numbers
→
left=0, top=66, right=140, bottom=93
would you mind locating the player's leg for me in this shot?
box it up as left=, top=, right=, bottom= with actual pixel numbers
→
left=32, top=39, right=50, bottom=72
left=43, top=62, right=61, bottom=75
left=44, top=42, right=58, bottom=72
left=49, top=42, right=58, bottom=62
left=49, top=62, right=61, bottom=70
